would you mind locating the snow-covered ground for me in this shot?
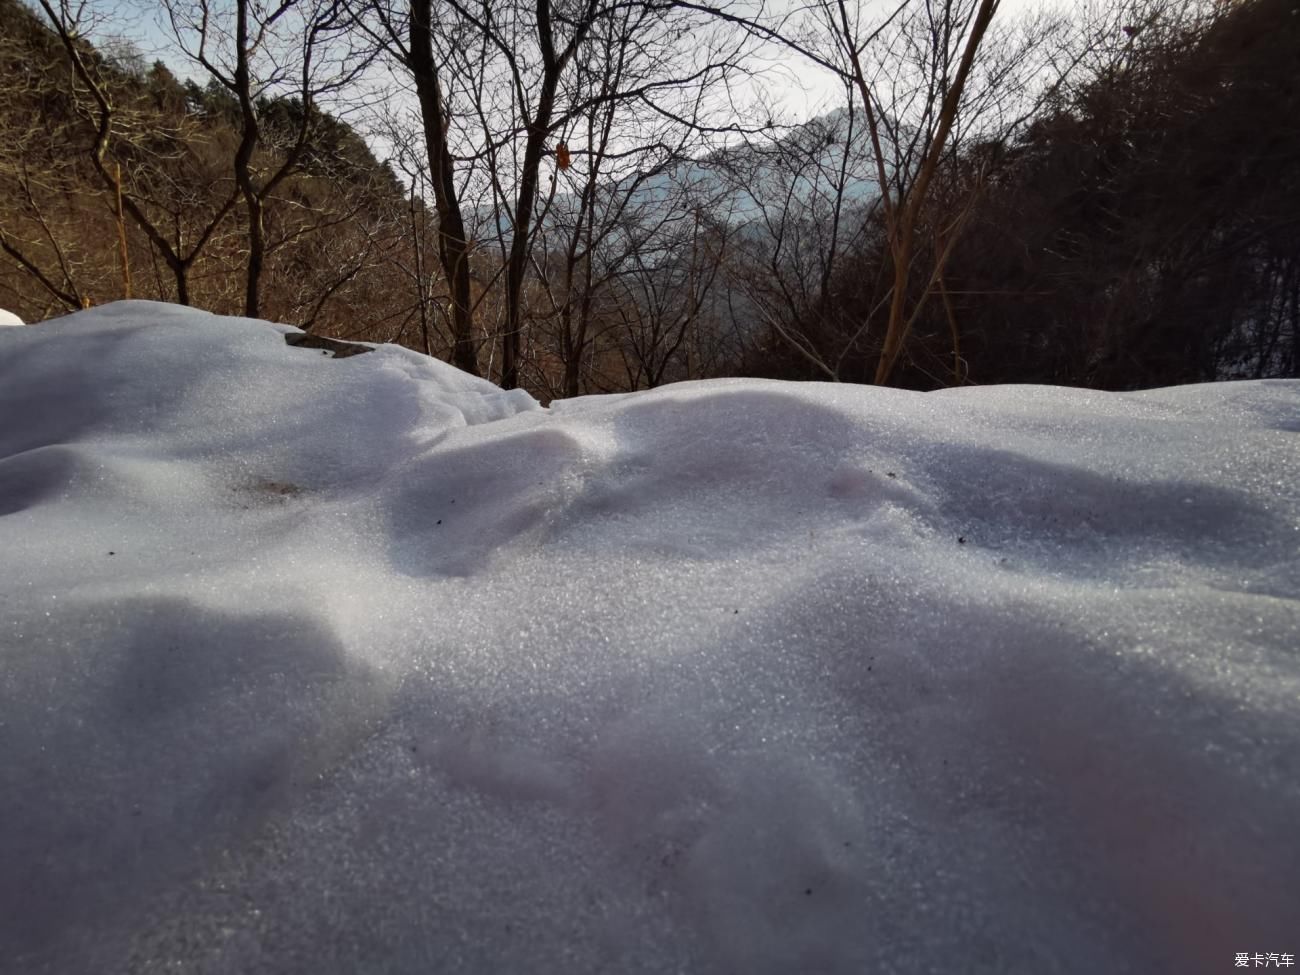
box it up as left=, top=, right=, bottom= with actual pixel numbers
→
left=1, top=302, right=1297, bottom=974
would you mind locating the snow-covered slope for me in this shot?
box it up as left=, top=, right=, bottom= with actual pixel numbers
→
left=2, top=302, right=1297, bottom=975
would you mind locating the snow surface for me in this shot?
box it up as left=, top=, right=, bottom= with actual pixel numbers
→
left=1, top=301, right=1297, bottom=975
left=0, top=308, right=23, bottom=327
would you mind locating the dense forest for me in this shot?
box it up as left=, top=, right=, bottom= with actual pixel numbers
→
left=1, top=0, right=1296, bottom=397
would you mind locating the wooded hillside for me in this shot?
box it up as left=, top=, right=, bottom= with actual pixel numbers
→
left=2, top=0, right=1295, bottom=396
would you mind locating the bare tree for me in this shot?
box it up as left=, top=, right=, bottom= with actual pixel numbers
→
left=159, top=0, right=374, bottom=317
left=521, top=2, right=749, bottom=397
left=713, top=0, right=1078, bottom=384
left=718, top=97, right=884, bottom=381
left=380, top=0, right=756, bottom=388
left=34, top=1, right=241, bottom=306
left=823, top=0, right=1001, bottom=383
left=356, top=0, right=481, bottom=373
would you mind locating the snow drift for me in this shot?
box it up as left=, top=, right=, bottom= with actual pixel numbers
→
left=1, top=302, right=1297, bottom=974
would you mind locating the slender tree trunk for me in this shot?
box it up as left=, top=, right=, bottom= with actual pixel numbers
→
left=172, top=257, right=190, bottom=306
left=410, top=184, right=433, bottom=357
left=232, top=0, right=264, bottom=318
left=242, top=196, right=265, bottom=316
left=114, top=163, right=132, bottom=299
left=857, top=0, right=1000, bottom=385
left=565, top=250, right=596, bottom=398
left=503, top=113, right=554, bottom=389
left=503, top=0, right=583, bottom=390
left=410, top=0, right=479, bottom=376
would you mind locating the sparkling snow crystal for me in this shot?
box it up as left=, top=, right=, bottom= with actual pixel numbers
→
left=1, top=303, right=1297, bottom=974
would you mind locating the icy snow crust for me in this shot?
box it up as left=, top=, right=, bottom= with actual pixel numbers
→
left=1, top=302, right=1297, bottom=974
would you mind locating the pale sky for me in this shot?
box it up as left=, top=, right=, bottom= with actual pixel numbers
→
left=84, top=0, right=1075, bottom=165
left=753, top=0, right=1072, bottom=122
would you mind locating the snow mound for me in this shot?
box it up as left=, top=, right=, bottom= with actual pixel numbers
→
left=0, top=308, right=23, bottom=327
left=1, top=302, right=1297, bottom=974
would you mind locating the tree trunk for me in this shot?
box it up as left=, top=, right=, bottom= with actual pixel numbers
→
left=502, top=0, right=577, bottom=390
left=233, top=0, right=263, bottom=319
left=410, top=0, right=479, bottom=376
left=502, top=116, right=553, bottom=389
left=867, top=0, right=1000, bottom=385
